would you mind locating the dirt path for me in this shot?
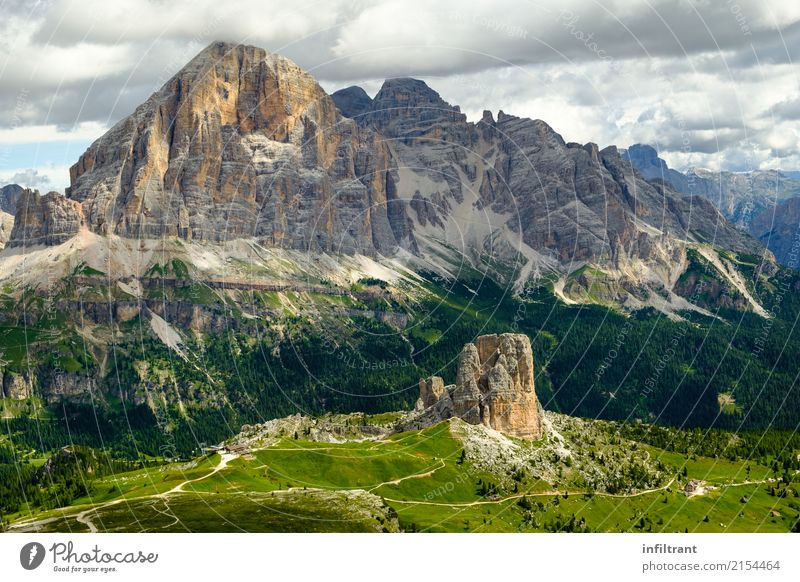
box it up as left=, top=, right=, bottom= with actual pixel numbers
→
left=8, top=453, right=237, bottom=533
left=367, top=460, right=446, bottom=492
left=382, top=478, right=677, bottom=508
left=161, top=452, right=237, bottom=495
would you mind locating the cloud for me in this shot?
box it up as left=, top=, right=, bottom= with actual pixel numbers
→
left=0, top=0, right=798, bottom=174
left=768, top=96, right=800, bottom=121
left=5, top=168, right=50, bottom=189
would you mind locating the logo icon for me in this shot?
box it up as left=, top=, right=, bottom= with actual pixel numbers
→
left=20, top=542, right=46, bottom=570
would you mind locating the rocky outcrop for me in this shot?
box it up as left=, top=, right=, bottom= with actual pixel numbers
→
left=2, top=370, right=33, bottom=400
left=621, top=144, right=690, bottom=193
left=0, top=211, right=13, bottom=249
left=0, top=184, right=23, bottom=214
left=415, top=376, right=447, bottom=410
left=331, top=86, right=373, bottom=119
left=7, top=189, right=83, bottom=247
left=43, top=372, right=95, bottom=403
left=1, top=183, right=23, bottom=247
left=65, top=41, right=413, bottom=255
left=413, top=333, right=541, bottom=439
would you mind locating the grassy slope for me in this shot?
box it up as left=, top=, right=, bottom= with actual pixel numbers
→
left=7, top=419, right=798, bottom=533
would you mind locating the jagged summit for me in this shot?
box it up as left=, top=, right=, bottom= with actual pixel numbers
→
left=63, top=41, right=408, bottom=253
left=330, top=85, right=372, bottom=118
left=621, top=144, right=690, bottom=192
left=361, top=76, right=469, bottom=142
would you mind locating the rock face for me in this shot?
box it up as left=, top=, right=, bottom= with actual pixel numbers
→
left=750, top=196, right=800, bottom=267
left=331, top=86, right=373, bottom=119
left=0, top=211, right=13, bottom=249
left=416, top=376, right=446, bottom=410
left=2, top=371, right=32, bottom=400
left=65, top=41, right=413, bottom=254
left=621, top=144, right=690, bottom=193
left=7, top=189, right=84, bottom=247
left=353, top=83, right=763, bottom=281
left=1, top=184, right=23, bottom=248
left=43, top=372, right=95, bottom=403
left=0, top=184, right=23, bottom=214
left=416, top=333, right=541, bottom=439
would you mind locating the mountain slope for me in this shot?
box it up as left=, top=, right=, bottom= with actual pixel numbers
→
left=3, top=41, right=798, bottom=446
left=622, top=143, right=800, bottom=266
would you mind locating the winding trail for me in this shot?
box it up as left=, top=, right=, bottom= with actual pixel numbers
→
left=382, top=478, right=677, bottom=508
left=6, top=455, right=779, bottom=532
left=8, top=453, right=237, bottom=533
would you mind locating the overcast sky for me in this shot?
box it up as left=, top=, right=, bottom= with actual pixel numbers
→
left=1, top=0, right=798, bottom=193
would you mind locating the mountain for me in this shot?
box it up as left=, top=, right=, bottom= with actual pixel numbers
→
left=621, top=144, right=690, bottom=192
left=331, top=85, right=373, bottom=119
left=686, top=167, right=800, bottom=229
left=622, top=143, right=800, bottom=265
left=0, top=184, right=23, bottom=248
left=63, top=42, right=406, bottom=254
left=750, top=196, right=800, bottom=267
left=0, top=183, right=23, bottom=214
left=622, top=144, right=800, bottom=228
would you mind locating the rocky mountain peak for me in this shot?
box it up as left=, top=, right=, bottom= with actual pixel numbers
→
left=8, top=189, right=83, bottom=247
left=331, top=85, right=373, bottom=119
left=62, top=41, right=409, bottom=253
left=621, top=143, right=690, bottom=193
left=0, top=184, right=23, bottom=215
left=2, top=42, right=770, bottom=312
left=365, top=77, right=469, bottom=141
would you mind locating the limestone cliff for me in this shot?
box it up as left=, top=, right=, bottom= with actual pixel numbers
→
left=65, top=41, right=413, bottom=254
left=7, top=189, right=84, bottom=247
left=2, top=42, right=771, bottom=314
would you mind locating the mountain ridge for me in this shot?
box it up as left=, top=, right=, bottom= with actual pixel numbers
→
left=622, top=142, right=800, bottom=265
left=1, top=41, right=772, bottom=316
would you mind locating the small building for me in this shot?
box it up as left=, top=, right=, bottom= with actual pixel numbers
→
left=684, top=480, right=704, bottom=496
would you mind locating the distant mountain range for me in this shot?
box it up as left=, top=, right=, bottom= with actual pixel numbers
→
left=622, top=144, right=800, bottom=266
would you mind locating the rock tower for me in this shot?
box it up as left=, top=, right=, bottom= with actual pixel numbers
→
left=415, top=333, right=541, bottom=439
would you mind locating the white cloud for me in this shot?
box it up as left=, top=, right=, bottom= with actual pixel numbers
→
left=0, top=121, right=107, bottom=145
left=0, top=163, right=71, bottom=193
left=0, top=0, right=798, bottom=174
